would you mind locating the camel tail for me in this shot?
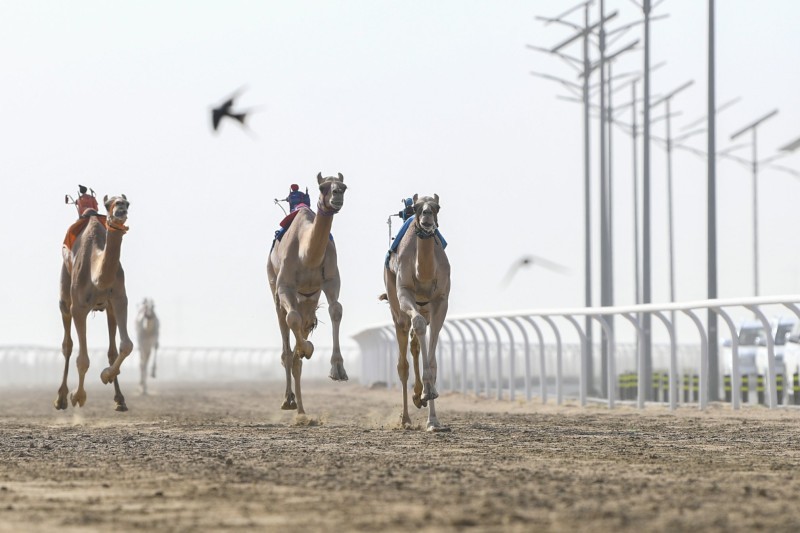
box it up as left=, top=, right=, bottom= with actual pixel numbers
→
left=378, top=293, right=389, bottom=302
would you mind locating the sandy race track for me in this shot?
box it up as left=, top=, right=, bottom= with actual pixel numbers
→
left=2, top=378, right=800, bottom=532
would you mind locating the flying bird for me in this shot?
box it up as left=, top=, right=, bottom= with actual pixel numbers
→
left=500, top=254, right=570, bottom=288
left=210, top=87, right=252, bottom=132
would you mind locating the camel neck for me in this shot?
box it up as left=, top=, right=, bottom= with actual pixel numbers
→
left=93, top=221, right=126, bottom=289
left=301, top=210, right=334, bottom=268
left=415, top=233, right=437, bottom=282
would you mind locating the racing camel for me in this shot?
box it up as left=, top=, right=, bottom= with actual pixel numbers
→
left=267, top=172, right=348, bottom=415
left=56, top=194, right=133, bottom=411
left=382, top=194, right=450, bottom=431
left=135, top=298, right=160, bottom=395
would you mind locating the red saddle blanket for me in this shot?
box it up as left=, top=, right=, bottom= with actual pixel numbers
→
left=279, top=208, right=304, bottom=229
left=63, top=215, right=107, bottom=251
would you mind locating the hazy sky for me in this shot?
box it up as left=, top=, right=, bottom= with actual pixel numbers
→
left=2, top=0, right=799, bottom=351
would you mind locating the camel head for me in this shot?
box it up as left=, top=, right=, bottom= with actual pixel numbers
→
left=103, top=194, right=130, bottom=226
left=138, top=298, right=156, bottom=320
left=316, top=172, right=347, bottom=215
left=412, top=193, right=440, bottom=237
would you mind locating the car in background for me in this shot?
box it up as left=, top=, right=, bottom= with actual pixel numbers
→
left=722, top=318, right=796, bottom=378
left=783, top=322, right=800, bottom=378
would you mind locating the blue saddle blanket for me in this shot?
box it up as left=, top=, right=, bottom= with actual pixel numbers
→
left=384, top=215, right=447, bottom=268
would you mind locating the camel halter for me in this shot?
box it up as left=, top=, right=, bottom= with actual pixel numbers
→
left=106, top=218, right=129, bottom=233
left=414, top=210, right=438, bottom=239
left=316, top=199, right=339, bottom=217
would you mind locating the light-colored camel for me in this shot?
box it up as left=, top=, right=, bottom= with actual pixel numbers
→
left=56, top=194, right=132, bottom=411
left=267, top=172, right=349, bottom=414
left=135, top=298, right=160, bottom=395
left=382, top=194, right=450, bottom=431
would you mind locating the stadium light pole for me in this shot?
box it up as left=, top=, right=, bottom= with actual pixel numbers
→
left=532, top=2, right=618, bottom=396
left=630, top=0, right=667, bottom=400
left=730, top=109, right=779, bottom=297
left=707, top=0, right=719, bottom=401
left=651, top=80, right=694, bottom=327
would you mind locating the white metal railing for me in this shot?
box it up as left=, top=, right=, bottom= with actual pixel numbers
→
left=353, top=295, right=800, bottom=411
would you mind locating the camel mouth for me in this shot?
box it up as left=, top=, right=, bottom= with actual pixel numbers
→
left=329, top=200, right=344, bottom=211
left=416, top=221, right=436, bottom=236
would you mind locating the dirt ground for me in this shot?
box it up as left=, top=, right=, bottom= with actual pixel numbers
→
left=2, top=378, right=800, bottom=533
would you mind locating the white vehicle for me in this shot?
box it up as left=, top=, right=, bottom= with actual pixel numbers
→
left=783, top=322, right=800, bottom=379
left=722, top=318, right=796, bottom=378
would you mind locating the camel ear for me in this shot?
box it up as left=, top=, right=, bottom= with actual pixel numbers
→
left=433, top=193, right=439, bottom=205
left=413, top=194, right=418, bottom=202
left=103, top=194, right=109, bottom=204
left=317, top=172, right=323, bottom=184
left=338, top=172, right=344, bottom=181
left=122, top=194, right=127, bottom=200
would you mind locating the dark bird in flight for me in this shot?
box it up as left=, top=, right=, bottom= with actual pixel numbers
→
left=211, top=88, right=251, bottom=132
left=500, top=254, right=570, bottom=288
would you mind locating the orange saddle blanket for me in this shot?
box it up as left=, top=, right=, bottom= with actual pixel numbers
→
left=63, top=215, right=106, bottom=251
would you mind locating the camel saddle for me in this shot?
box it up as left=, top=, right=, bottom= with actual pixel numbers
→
left=384, top=215, right=447, bottom=268
left=271, top=207, right=333, bottom=251
left=63, top=213, right=106, bottom=251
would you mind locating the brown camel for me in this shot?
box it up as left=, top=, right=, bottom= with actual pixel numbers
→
left=56, top=194, right=132, bottom=411
left=267, top=172, right=349, bottom=414
left=135, top=298, right=160, bottom=395
left=382, top=194, right=450, bottom=431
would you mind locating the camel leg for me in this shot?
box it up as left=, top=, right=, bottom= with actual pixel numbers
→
left=275, top=302, right=297, bottom=410
left=150, top=346, right=158, bottom=379
left=394, top=323, right=413, bottom=429
left=101, top=296, right=132, bottom=410
left=139, top=345, right=150, bottom=396
left=410, top=331, right=425, bottom=409
left=105, top=305, right=128, bottom=411
left=322, top=277, right=347, bottom=381
left=292, top=355, right=305, bottom=415
left=277, top=285, right=314, bottom=360
left=412, top=314, right=438, bottom=404
left=55, top=276, right=73, bottom=410
left=424, top=300, right=448, bottom=431
left=69, top=306, right=90, bottom=408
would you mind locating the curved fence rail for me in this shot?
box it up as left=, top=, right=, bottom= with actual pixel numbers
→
left=353, top=295, right=800, bottom=410
left=0, top=346, right=360, bottom=387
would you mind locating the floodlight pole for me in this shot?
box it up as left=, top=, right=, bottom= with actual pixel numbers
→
left=730, top=108, right=779, bottom=297
left=651, top=80, right=694, bottom=331
left=631, top=80, right=641, bottom=308
left=641, top=0, right=654, bottom=399
left=538, top=1, right=618, bottom=396
left=707, top=0, right=719, bottom=401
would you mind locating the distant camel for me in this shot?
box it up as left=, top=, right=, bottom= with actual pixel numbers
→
left=135, top=298, right=160, bottom=395
left=267, top=172, right=349, bottom=415
left=381, top=194, right=450, bottom=431
left=56, top=194, right=132, bottom=411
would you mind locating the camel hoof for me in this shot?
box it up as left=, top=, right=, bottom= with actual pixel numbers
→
left=421, top=385, right=439, bottom=402
left=100, top=367, right=116, bottom=385
left=115, top=402, right=128, bottom=412
left=427, top=424, right=450, bottom=433
left=54, top=396, right=68, bottom=410
left=70, top=390, right=86, bottom=408
left=412, top=394, right=426, bottom=409
left=329, top=363, right=349, bottom=381
left=301, top=341, right=315, bottom=359
left=281, top=393, right=297, bottom=410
